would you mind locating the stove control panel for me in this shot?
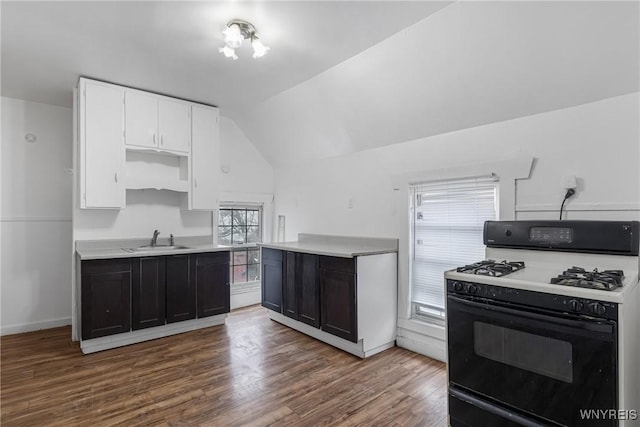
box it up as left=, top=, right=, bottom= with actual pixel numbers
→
left=447, top=280, right=618, bottom=321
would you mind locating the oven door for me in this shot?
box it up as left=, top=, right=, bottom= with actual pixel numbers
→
left=447, top=294, right=617, bottom=427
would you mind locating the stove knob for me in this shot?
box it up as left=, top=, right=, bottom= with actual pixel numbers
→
left=453, top=281, right=465, bottom=292
left=467, top=284, right=479, bottom=294
left=568, top=300, right=584, bottom=312
left=589, top=302, right=606, bottom=316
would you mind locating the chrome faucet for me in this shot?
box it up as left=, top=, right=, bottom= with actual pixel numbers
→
left=150, top=229, right=160, bottom=247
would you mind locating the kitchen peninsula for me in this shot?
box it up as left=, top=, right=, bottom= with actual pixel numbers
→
left=260, top=234, right=398, bottom=358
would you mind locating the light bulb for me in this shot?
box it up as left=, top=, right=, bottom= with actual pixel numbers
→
left=223, top=24, right=243, bottom=49
left=252, top=38, right=270, bottom=58
left=219, top=45, right=238, bottom=60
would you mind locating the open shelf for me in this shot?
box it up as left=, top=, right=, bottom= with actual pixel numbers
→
left=125, top=150, right=189, bottom=193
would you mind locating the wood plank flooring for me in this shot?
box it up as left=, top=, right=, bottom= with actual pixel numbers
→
left=1, top=305, right=447, bottom=426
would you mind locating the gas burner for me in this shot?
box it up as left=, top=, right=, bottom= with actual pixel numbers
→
left=456, top=260, right=525, bottom=277
left=550, top=267, right=624, bottom=291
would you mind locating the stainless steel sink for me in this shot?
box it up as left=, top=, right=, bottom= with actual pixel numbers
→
left=122, top=245, right=191, bottom=253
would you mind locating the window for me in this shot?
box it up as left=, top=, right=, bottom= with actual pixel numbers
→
left=218, top=206, right=262, bottom=285
left=410, top=176, right=498, bottom=321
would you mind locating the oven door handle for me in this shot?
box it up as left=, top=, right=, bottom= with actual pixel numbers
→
left=448, top=295, right=615, bottom=334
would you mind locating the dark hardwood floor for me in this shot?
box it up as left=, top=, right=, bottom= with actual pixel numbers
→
left=1, top=305, right=447, bottom=426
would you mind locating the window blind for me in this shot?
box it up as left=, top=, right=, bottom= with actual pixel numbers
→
left=410, top=176, right=498, bottom=320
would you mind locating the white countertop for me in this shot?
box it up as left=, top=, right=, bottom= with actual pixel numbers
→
left=76, top=236, right=230, bottom=260
left=259, top=233, right=398, bottom=258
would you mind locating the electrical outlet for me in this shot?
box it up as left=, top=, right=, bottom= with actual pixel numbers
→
left=562, top=175, right=577, bottom=190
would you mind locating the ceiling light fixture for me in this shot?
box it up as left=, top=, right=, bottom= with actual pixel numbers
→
left=219, top=19, right=270, bottom=60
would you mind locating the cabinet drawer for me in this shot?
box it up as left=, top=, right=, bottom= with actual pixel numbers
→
left=262, top=247, right=283, bottom=262
left=319, top=256, right=355, bottom=274
left=82, top=258, right=131, bottom=275
left=196, top=251, right=229, bottom=266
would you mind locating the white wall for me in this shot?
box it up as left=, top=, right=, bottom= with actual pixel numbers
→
left=272, top=92, right=640, bottom=361
left=1, top=96, right=274, bottom=334
left=1, top=98, right=73, bottom=334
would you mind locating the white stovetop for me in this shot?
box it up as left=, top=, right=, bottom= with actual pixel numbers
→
left=444, top=248, right=640, bottom=303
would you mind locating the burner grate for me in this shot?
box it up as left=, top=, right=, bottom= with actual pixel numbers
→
left=550, top=267, right=624, bottom=291
left=456, top=260, right=525, bottom=277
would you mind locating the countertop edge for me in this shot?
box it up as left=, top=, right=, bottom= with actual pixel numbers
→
left=258, top=242, right=398, bottom=258
left=77, top=245, right=231, bottom=261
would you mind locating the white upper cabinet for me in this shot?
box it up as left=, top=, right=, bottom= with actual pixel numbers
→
left=190, top=105, right=219, bottom=210
left=124, top=90, right=158, bottom=149
left=125, top=90, right=191, bottom=154
left=77, top=78, right=218, bottom=210
left=79, top=79, right=125, bottom=209
left=158, top=99, right=190, bottom=153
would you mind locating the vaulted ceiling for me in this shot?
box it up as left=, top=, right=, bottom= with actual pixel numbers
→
left=2, top=1, right=638, bottom=167
left=1, top=1, right=449, bottom=112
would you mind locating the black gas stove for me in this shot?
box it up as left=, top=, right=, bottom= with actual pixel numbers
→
left=550, top=266, right=624, bottom=291
left=447, top=220, right=640, bottom=427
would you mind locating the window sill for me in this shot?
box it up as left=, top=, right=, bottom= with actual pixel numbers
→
left=231, top=280, right=260, bottom=295
left=397, top=317, right=446, bottom=341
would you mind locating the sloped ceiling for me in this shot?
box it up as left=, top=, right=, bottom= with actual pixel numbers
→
left=237, top=1, right=640, bottom=167
left=2, top=1, right=639, bottom=169
left=0, top=1, right=449, bottom=112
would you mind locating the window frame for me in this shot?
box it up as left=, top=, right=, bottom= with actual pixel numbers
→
left=218, top=204, right=263, bottom=286
left=408, top=176, right=499, bottom=323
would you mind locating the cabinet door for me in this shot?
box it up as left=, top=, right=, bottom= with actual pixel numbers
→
left=320, top=257, right=357, bottom=343
left=81, top=79, right=125, bottom=208
left=159, top=98, right=191, bottom=153
left=190, top=106, right=219, bottom=210
left=124, top=89, right=158, bottom=149
left=298, top=253, right=320, bottom=328
left=195, top=252, right=230, bottom=318
left=81, top=259, right=131, bottom=340
left=166, top=254, right=196, bottom=323
left=131, top=257, right=166, bottom=330
left=261, top=248, right=283, bottom=312
left=283, top=252, right=298, bottom=320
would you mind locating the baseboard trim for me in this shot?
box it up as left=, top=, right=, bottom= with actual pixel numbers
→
left=80, top=315, right=227, bottom=354
left=396, top=327, right=447, bottom=362
left=1, top=317, right=72, bottom=336
left=268, top=310, right=395, bottom=359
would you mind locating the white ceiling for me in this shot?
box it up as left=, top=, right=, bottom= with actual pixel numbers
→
left=0, top=1, right=450, bottom=115
left=2, top=1, right=639, bottom=168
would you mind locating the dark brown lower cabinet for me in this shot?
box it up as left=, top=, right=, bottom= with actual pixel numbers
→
left=81, top=259, right=132, bottom=340
left=261, top=249, right=357, bottom=342
left=131, top=256, right=166, bottom=330
left=320, top=256, right=357, bottom=343
left=283, top=252, right=320, bottom=328
left=261, top=248, right=283, bottom=312
left=195, top=252, right=230, bottom=318
left=166, top=254, right=196, bottom=323
left=81, top=251, right=230, bottom=341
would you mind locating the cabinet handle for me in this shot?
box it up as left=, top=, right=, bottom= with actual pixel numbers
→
left=160, top=135, right=164, bottom=146
left=153, top=134, right=156, bottom=145
left=114, top=172, right=118, bottom=183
